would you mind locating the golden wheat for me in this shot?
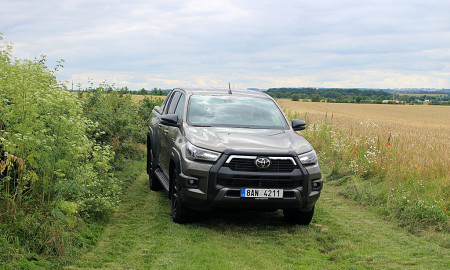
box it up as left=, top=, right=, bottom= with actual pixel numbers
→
left=278, top=99, right=449, bottom=199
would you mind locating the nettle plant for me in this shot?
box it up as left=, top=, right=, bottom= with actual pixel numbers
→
left=0, top=36, right=120, bottom=228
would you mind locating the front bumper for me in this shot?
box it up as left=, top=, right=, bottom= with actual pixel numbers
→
left=178, top=151, right=322, bottom=211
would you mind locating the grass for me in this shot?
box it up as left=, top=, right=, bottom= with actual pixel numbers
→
left=65, top=162, right=449, bottom=269
left=0, top=158, right=143, bottom=270
left=278, top=100, right=449, bottom=231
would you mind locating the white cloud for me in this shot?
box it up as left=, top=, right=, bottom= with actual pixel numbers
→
left=1, top=0, right=449, bottom=89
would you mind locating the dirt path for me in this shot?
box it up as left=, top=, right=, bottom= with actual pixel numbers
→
left=66, top=165, right=449, bottom=269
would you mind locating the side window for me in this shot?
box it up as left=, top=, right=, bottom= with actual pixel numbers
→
left=167, top=92, right=181, bottom=114
left=161, top=91, right=173, bottom=113
left=174, top=94, right=185, bottom=119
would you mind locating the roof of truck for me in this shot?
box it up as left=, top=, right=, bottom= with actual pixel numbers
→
left=173, top=88, right=270, bottom=98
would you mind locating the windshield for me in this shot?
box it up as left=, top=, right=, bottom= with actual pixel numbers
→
left=187, top=96, right=288, bottom=129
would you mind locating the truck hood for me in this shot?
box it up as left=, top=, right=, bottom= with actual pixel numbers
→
left=184, top=126, right=313, bottom=154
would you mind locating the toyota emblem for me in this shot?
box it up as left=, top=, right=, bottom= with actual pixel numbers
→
left=255, top=157, right=271, bottom=169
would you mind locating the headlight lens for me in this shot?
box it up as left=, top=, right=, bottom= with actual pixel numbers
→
left=186, top=142, right=221, bottom=162
left=298, top=150, right=318, bottom=165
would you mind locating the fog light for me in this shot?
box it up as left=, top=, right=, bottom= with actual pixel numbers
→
left=186, top=178, right=199, bottom=188
left=312, top=179, right=323, bottom=191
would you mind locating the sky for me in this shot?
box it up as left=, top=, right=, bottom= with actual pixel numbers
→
left=1, top=0, right=449, bottom=90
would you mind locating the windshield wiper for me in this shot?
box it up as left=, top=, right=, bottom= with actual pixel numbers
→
left=191, top=124, right=213, bottom=127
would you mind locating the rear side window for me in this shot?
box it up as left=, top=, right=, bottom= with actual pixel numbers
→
left=161, top=91, right=173, bottom=113
left=167, top=92, right=181, bottom=114
left=174, top=94, right=186, bottom=119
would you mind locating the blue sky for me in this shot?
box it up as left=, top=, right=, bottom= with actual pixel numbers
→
left=1, top=0, right=449, bottom=90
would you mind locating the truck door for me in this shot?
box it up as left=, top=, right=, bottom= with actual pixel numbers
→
left=159, top=91, right=181, bottom=175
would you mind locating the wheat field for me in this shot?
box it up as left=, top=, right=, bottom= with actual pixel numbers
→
left=278, top=99, right=450, bottom=179
left=278, top=99, right=449, bottom=226
left=277, top=99, right=450, bottom=127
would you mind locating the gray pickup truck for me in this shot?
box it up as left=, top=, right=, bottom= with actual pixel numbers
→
left=147, top=88, right=322, bottom=224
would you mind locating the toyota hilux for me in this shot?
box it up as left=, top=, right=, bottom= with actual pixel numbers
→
left=147, top=88, right=322, bottom=224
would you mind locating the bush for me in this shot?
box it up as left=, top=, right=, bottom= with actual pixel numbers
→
left=0, top=35, right=125, bottom=258
left=138, top=96, right=164, bottom=125
left=291, top=94, right=299, bottom=101
left=79, top=85, right=145, bottom=161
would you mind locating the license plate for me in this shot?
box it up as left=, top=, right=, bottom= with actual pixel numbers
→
left=240, top=188, right=283, bottom=198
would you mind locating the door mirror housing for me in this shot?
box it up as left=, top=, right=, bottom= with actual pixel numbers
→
left=161, top=114, right=179, bottom=127
left=292, top=119, right=306, bottom=131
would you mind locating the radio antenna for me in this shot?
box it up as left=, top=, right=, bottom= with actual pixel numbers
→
left=228, top=83, right=232, bottom=94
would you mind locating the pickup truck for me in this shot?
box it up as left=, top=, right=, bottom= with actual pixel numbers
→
left=147, top=88, right=322, bottom=224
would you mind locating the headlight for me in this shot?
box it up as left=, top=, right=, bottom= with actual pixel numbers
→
left=186, top=141, right=221, bottom=162
left=298, top=150, right=318, bottom=165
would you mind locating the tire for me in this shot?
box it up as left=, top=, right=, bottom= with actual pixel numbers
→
left=148, top=147, right=162, bottom=191
left=171, top=169, right=192, bottom=224
left=283, top=207, right=315, bottom=225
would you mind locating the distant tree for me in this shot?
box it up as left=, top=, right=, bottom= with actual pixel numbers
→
left=291, top=94, right=299, bottom=101
left=150, top=87, right=164, bottom=95
left=311, top=93, right=321, bottom=102
left=119, top=86, right=129, bottom=94
left=355, top=96, right=362, bottom=103
left=138, top=88, right=147, bottom=95
left=375, top=97, right=383, bottom=104
left=265, top=87, right=392, bottom=102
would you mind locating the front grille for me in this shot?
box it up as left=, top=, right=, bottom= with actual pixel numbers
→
left=217, top=175, right=302, bottom=188
left=224, top=158, right=297, bottom=172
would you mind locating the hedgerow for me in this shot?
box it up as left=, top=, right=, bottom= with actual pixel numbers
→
left=0, top=35, right=161, bottom=263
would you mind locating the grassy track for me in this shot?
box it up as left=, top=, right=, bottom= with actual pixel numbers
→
left=65, top=161, right=448, bottom=270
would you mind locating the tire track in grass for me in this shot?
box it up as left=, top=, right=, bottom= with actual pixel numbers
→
left=66, top=164, right=449, bottom=269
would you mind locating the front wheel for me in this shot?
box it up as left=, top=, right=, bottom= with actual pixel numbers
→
left=283, top=207, right=315, bottom=225
left=171, top=169, right=192, bottom=224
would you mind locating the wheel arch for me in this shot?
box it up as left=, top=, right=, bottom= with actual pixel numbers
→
left=168, top=148, right=183, bottom=199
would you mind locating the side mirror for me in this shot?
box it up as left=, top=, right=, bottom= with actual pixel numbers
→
left=292, top=119, right=306, bottom=131
left=161, top=114, right=179, bottom=127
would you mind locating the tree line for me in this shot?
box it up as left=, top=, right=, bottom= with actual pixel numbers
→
left=76, top=86, right=167, bottom=96
left=265, top=87, right=450, bottom=105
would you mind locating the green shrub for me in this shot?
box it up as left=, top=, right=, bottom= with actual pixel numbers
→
left=0, top=35, right=124, bottom=258
left=79, top=85, right=144, bottom=161
left=138, top=96, right=164, bottom=125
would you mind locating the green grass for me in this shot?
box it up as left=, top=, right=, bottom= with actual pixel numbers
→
left=65, top=161, right=449, bottom=270
left=0, top=159, right=143, bottom=270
